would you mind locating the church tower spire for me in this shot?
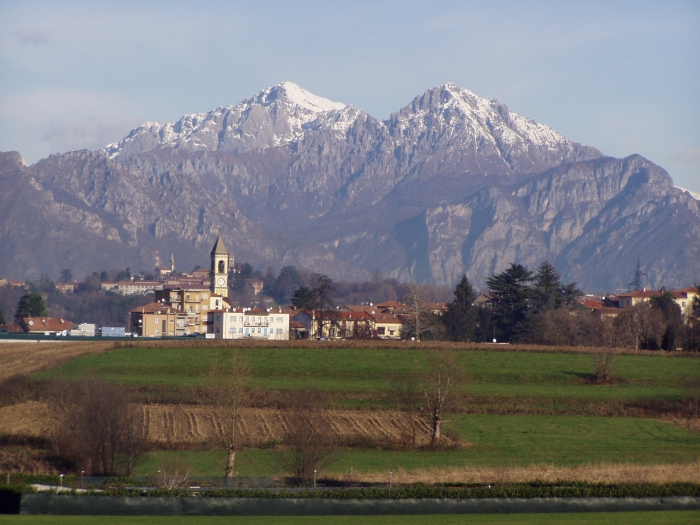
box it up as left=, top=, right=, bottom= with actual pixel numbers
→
left=210, top=235, right=229, bottom=298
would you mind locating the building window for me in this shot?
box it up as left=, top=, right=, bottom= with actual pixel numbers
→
left=276, top=329, right=283, bottom=335
left=155, top=318, right=159, bottom=324
left=155, top=329, right=159, bottom=335
left=277, top=317, right=283, bottom=323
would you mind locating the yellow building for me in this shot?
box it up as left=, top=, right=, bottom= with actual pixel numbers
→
left=129, top=302, right=180, bottom=337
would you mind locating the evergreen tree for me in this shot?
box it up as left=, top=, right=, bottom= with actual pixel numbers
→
left=0, top=307, right=5, bottom=326
left=532, top=261, right=581, bottom=313
left=290, top=287, right=317, bottom=310
left=444, top=275, right=478, bottom=341
left=14, top=292, right=47, bottom=321
left=485, top=263, right=534, bottom=342
left=60, top=269, right=73, bottom=284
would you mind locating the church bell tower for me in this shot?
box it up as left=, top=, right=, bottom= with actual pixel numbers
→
left=210, top=235, right=229, bottom=298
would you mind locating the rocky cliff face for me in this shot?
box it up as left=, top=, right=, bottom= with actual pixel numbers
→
left=1, top=82, right=697, bottom=291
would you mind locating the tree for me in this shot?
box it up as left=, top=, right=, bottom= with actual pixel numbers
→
left=486, top=263, right=535, bottom=342
left=421, top=349, right=460, bottom=448
left=202, top=350, right=251, bottom=477
left=273, top=391, right=338, bottom=484
left=532, top=261, right=581, bottom=314
left=389, top=369, right=422, bottom=449
left=46, top=376, right=146, bottom=475
left=14, top=292, right=47, bottom=321
left=444, top=275, right=478, bottom=341
left=616, top=302, right=665, bottom=351
left=650, top=291, right=683, bottom=351
left=0, top=308, right=5, bottom=326
left=273, top=266, right=302, bottom=304
left=60, top=269, right=73, bottom=284
left=311, top=274, right=336, bottom=338
left=402, top=284, right=433, bottom=341
left=290, top=287, right=317, bottom=310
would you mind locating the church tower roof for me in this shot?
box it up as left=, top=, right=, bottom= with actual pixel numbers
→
left=211, top=235, right=228, bottom=255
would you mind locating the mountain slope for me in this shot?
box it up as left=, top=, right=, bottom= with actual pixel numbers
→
left=1, top=82, right=697, bottom=291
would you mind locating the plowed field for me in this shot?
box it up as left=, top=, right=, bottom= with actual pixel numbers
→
left=0, top=401, right=434, bottom=446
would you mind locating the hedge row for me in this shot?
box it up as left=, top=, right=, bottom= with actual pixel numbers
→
left=4, top=482, right=698, bottom=500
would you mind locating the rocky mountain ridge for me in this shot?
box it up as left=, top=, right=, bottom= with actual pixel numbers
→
left=1, top=82, right=698, bottom=291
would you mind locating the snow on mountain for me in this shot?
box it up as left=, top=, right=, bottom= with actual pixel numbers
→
left=677, top=186, right=700, bottom=200
left=386, top=83, right=601, bottom=176
left=101, top=82, right=346, bottom=161
left=277, top=81, right=345, bottom=112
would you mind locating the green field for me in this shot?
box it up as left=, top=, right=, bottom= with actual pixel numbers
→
left=41, top=347, right=700, bottom=408
left=2, top=511, right=699, bottom=525
left=134, top=415, right=700, bottom=477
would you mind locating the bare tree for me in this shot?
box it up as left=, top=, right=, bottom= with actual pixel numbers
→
left=45, top=375, right=146, bottom=475
left=617, top=302, right=665, bottom=350
left=202, top=350, right=251, bottom=478
left=594, top=349, right=617, bottom=383
left=420, top=349, right=460, bottom=448
left=402, top=284, right=433, bottom=341
left=274, top=391, right=338, bottom=484
left=155, top=455, right=191, bottom=490
left=389, top=370, right=422, bottom=449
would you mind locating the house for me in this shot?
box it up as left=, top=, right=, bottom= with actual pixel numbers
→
left=578, top=296, right=621, bottom=319
left=19, top=317, right=74, bottom=334
left=292, top=309, right=374, bottom=339
left=211, top=308, right=290, bottom=340
left=56, top=282, right=76, bottom=293
left=246, top=279, right=264, bottom=295
left=370, top=311, right=402, bottom=339
left=673, top=287, right=699, bottom=318
left=341, top=305, right=403, bottom=339
left=475, top=293, right=497, bottom=309
left=101, top=280, right=164, bottom=295
left=128, top=302, right=180, bottom=337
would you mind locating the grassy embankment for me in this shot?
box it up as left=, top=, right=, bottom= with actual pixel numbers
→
left=43, top=346, right=699, bottom=410
left=31, top=346, right=700, bottom=479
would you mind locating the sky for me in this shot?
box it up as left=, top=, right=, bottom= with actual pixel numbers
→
left=1, top=0, right=699, bottom=192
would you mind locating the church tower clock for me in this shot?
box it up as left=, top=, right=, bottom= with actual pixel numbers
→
left=210, top=235, right=230, bottom=298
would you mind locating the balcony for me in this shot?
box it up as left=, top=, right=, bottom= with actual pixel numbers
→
left=244, top=321, right=269, bottom=327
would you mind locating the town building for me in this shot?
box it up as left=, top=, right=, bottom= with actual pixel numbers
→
left=101, top=280, right=164, bottom=295
left=18, top=317, right=74, bottom=334
left=211, top=308, right=290, bottom=340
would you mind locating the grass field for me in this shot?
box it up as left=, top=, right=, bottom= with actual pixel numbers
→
left=2, top=511, right=699, bottom=525
left=40, top=347, right=700, bottom=408
left=134, top=414, right=700, bottom=477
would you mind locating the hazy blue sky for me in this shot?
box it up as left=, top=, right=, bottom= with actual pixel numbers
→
left=1, top=0, right=698, bottom=191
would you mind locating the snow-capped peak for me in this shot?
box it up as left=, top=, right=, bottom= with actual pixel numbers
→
left=276, top=81, right=345, bottom=112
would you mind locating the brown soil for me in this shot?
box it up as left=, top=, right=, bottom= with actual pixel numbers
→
left=329, top=462, right=700, bottom=485
left=0, top=341, right=113, bottom=382
left=0, top=401, right=439, bottom=448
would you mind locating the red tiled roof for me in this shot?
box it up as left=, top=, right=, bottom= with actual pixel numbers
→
left=20, top=317, right=74, bottom=332
left=130, top=302, right=178, bottom=314
left=616, top=290, right=663, bottom=298
left=376, top=300, right=404, bottom=308
left=0, top=324, right=25, bottom=333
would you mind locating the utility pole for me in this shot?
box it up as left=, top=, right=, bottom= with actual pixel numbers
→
left=628, top=260, right=648, bottom=292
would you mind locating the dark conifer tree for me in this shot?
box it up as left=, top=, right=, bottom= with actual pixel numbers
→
left=14, top=292, right=47, bottom=321
left=445, top=275, right=478, bottom=341
left=485, top=263, right=534, bottom=342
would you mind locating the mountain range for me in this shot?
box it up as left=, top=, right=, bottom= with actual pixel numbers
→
left=1, top=81, right=699, bottom=291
